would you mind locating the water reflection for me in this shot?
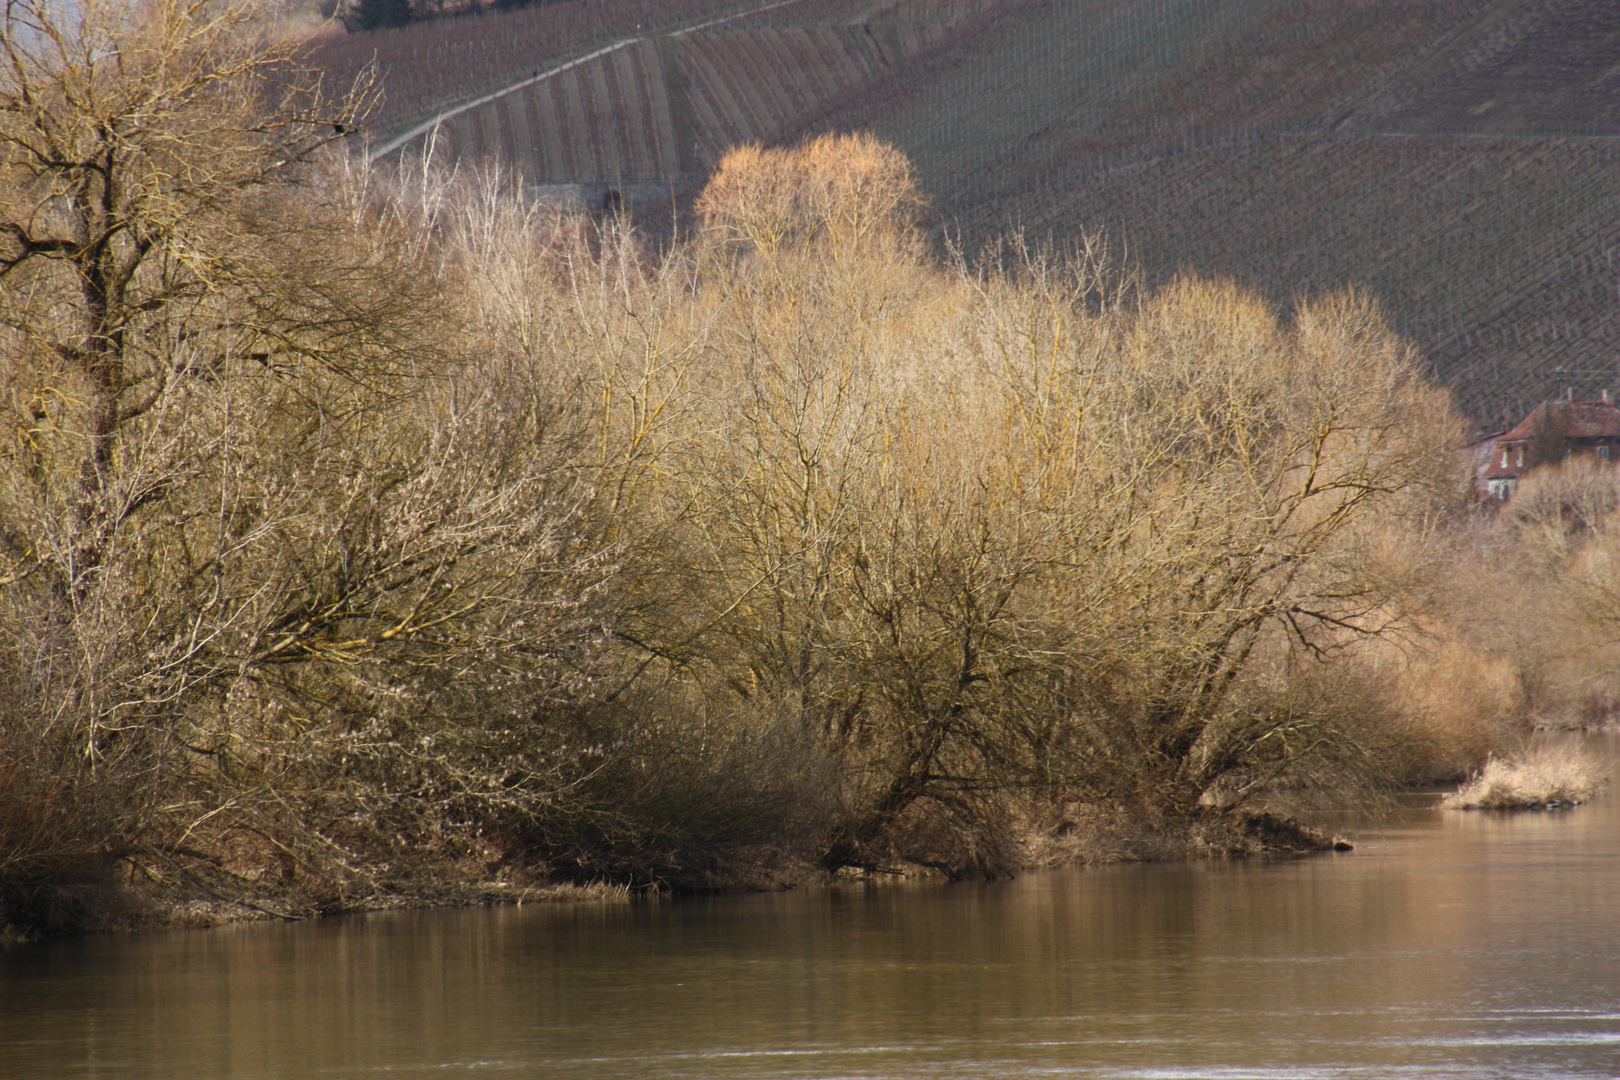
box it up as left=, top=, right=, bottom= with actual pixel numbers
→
left=4, top=738, right=1617, bottom=1079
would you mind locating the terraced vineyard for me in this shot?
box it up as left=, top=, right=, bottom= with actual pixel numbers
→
left=1362, top=0, right=1620, bottom=135
left=800, top=0, right=1620, bottom=424
left=310, top=0, right=769, bottom=139
left=311, top=0, right=1620, bottom=422
left=324, top=0, right=1019, bottom=187
left=962, top=131, right=1620, bottom=423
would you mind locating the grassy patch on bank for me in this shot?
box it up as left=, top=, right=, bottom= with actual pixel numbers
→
left=1441, top=743, right=1609, bottom=810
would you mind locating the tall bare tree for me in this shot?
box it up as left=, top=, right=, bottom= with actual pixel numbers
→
left=672, top=147, right=1467, bottom=867
left=0, top=3, right=624, bottom=917
left=0, top=0, right=382, bottom=593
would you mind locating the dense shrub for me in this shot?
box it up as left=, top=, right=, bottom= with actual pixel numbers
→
left=0, top=1, right=1523, bottom=930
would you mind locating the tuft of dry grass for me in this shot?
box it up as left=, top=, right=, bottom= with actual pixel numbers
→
left=489, top=880, right=634, bottom=905
left=1440, top=743, right=1608, bottom=809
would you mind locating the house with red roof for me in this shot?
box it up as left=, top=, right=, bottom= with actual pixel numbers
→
left=1475, top=393, right=1620, bottom=500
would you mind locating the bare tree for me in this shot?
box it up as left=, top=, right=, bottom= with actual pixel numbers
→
left=667, top=158, right=1469, bottom=868
left=0, top=98, right=1493, bottom=919
left=0, top=0, right=390, bottom=591
left=1036, top=280, right=1465, bottom=823
left=0, top=3, right=626, bottom=917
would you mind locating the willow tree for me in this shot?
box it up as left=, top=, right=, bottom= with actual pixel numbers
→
left=670, top=138, right=1466, bottom=869
left=0, top=0, right=385, bottom=588
left=0, top=1, right=616, bottom=917
left=1032, top=280, right=1465, bottom=825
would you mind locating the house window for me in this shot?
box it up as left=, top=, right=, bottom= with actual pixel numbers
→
left=1602, top=445, right=1612, bottom=463
left=1516, top=446, right=1525, bottom=467
left=1502, top=448, right=1510, bottom=468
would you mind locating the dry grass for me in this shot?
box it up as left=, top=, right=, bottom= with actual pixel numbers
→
left=1440, top=742, right=1608, bottom=809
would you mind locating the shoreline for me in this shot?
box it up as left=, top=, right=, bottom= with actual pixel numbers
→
left=1, top=808, right=1349, bottom=942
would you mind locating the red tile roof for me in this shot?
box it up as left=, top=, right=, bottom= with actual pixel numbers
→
left=1476, top=399, right=1620, bottom=490
left=1498, top=400, right=1620, bottom=443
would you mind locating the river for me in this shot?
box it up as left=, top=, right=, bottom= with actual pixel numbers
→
left=3, top=736, right=1617, bottom=1079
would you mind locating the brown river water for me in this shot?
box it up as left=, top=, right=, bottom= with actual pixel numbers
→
left=3, top=735, right=1618, bottom=1080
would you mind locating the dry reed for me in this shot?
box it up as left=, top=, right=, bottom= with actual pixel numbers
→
left=1441, top=742, right=1608, bottom=809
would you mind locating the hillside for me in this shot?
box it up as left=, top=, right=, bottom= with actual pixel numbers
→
left=310, top=0, right=763, bottom=139
left=809, top=0, right=1620, bottom=424
left=315, top=0, right=1620, bottom=424
left=315, top=0, right=1019, bottom=186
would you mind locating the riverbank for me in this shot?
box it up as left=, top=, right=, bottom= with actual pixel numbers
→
left=8, top=765, right=1619, bottom=1080
left=0, top=865, right=638, bottom=944
left=2, top=805, right=1357, bottom=942
left=0, top=15, right=1547, bottom=947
